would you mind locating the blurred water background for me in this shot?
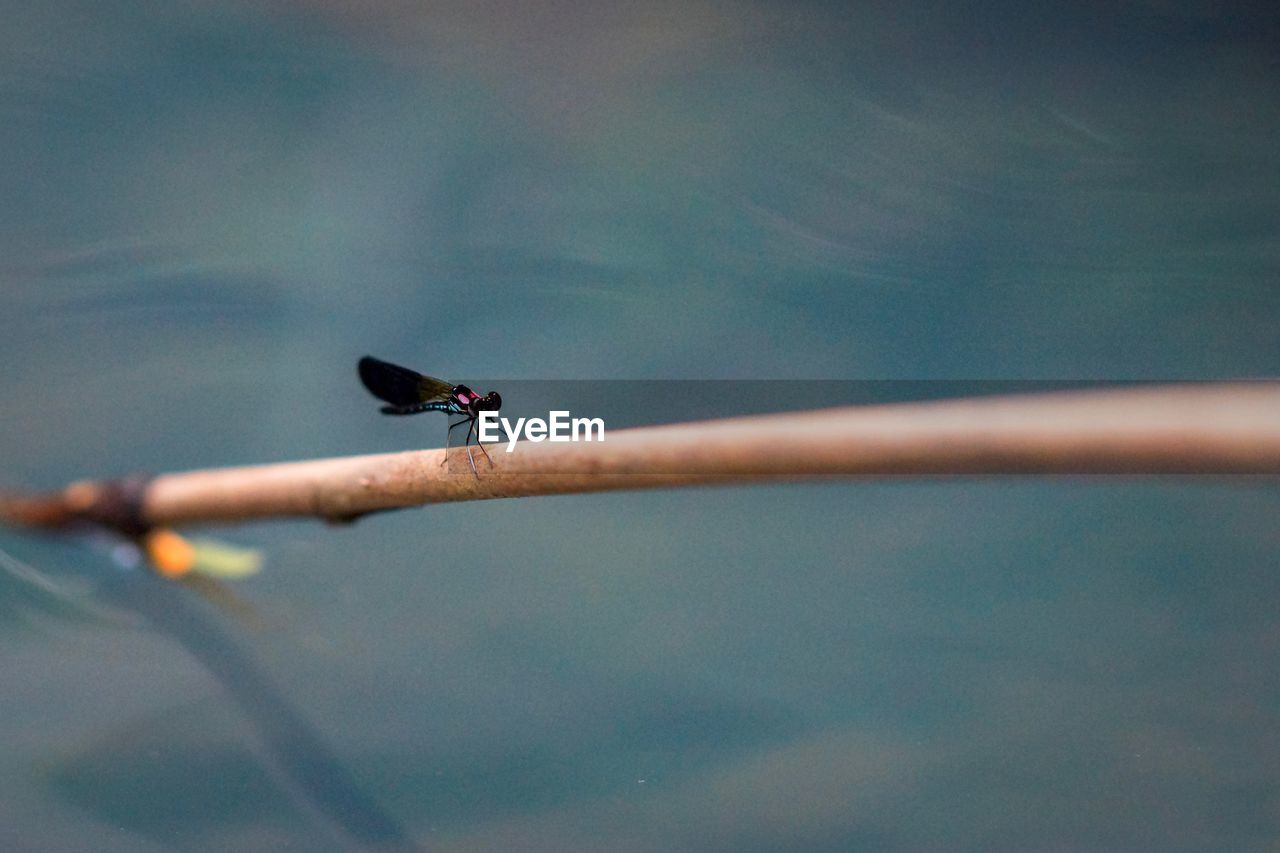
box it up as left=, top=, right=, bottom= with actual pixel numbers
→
left=2, top=1, right=1279, bottom=850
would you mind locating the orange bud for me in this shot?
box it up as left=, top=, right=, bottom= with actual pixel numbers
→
left=145, top=529, right=196, bottom=578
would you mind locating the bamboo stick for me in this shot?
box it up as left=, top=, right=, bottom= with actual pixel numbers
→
left=3, top=382, right=1278, bottom=531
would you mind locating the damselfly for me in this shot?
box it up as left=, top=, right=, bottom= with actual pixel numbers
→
left=357, top=355, right=503, bottom=474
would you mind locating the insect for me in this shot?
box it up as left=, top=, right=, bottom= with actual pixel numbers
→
left=357, top=355, right=503, bottom=475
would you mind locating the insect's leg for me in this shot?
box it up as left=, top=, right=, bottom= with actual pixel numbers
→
left=475, top=436, right=494, bottom=467
left=441, top=416, right=470, bottom=468
left=463, top=417, right=481, bottom=478
left=465, top=417, right=495, bottom=468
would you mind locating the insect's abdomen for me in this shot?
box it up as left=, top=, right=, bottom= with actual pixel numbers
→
left=379, top=402, right=454, bottom=416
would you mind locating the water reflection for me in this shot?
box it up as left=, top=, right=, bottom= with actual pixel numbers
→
left=2, top=540, right=415, bottom=850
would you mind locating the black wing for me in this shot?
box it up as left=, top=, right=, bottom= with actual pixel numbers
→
left=358, top=356, right=453, bottom=405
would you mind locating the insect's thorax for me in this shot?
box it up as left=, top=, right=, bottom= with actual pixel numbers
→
left=448, top=384, right=500, bottom=416
left=451, top=385, right=477, bottom=412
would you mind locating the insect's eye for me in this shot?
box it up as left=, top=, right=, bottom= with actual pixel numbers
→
left=485, top=393, right=502, bottom=410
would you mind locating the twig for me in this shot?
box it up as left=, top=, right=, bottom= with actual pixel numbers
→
left=3, top=383, right=1278, bottom=532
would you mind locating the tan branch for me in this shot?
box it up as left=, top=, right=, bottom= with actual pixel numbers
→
left=3, top=383, right=1278, bottom=532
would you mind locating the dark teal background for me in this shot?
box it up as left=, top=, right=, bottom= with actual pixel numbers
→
left=2, top=2, right=1278, bottom=850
